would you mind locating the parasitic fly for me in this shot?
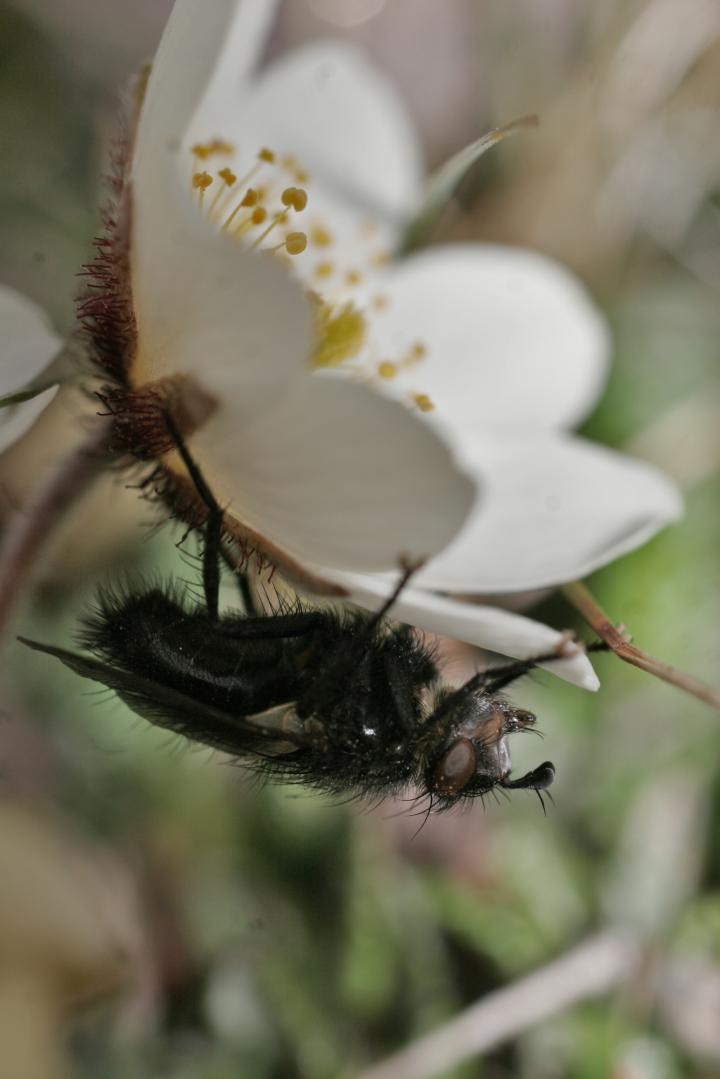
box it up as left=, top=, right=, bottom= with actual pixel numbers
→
left=21, top=412, right=581, bottom=811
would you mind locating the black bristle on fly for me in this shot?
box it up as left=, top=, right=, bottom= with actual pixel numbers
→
left=20, top=412, right=579, bottom=811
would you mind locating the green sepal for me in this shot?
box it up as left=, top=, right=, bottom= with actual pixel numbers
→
left=400, top=114, right=538, bottom=255
left=0, top=383, right=56, bottom=409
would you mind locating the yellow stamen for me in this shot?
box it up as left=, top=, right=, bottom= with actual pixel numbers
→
left=295, top=169, right=309, bottom=184
left=191, top=143, right=211, bottom=161
left=377, top=361, right=398, bottom=380
left=412, top=393, right=435, bottom=412
left=281, top=187, right=308, bottom=212
left=208, top=167, right=238, bottom=214
left=315, top=262, right=335, bottom=279
left=281, top=154, right=296, bottom=169
left=272, top=232, right=308, bottom=256
left=311, top=226, right=333, bottom=248
left=208, top=137, right=234, bottom=155
left=221, top=147, right=277, bottom=229
left=400, top=342, right=428, bottom=369
left=311, top=303, right=367, bottom=370
left=251, top=212, right=287, bottom=249
left=346, top=270, right=363, bottom=286
left=224, top=187, right=261, bottom=231
left=192, top=170, right=213, bottom=205
left=229, top=205, right=268, bottom=238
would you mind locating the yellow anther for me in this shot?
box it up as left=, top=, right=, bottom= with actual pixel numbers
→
left=410, top=342, right=427, bottom=360
left=241, top=188, right=259, bottom=207
left=192, top=171, right=213, bottom=190
left=251, top=207, right=268, bottom=225
left=259, top=147, right=276, bottom=163
left=284, top=232, right=308, bottom=255
left=275, top=211, right=289, bottom=226
left=315, top=262, right=335, bottom=279
left=311, top=226, right=333, bottom=248
left=377, top=361, right=398, bottom=380
left=281, top=187, right=308, bottom=212
left=295, top=169, right=309, bottom=184
left=346, top=270, right=363, bottom=286
left=412, top=393, right=435, bottom=412
left=311, top=303, right=367, bottom=370
left=208, top=137, right=234, bottom=155
left=191, top=143, right=210, bottom=160
left=281, top=154, right=296, bottom=169
left=218, top=167, right=237, bottom=186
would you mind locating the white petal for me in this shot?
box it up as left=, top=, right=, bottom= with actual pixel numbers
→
left=327, top=572, right=599, bottom=690
left=188, top=42, right=423, bottom=225
left=357, top=245, right=610, bottom=431
left=134, top=0, right=276, bottom=181
left=0, top=388, right=58, bottom=455
left=193, top=376, right=476, bottom=572
left=133, top=0, right=279, bottom=316
left=0, top=286, right=61, bottom=391
left=132, top=213, right=314, bottom=419
left=419, top=433, right=683, bottom=593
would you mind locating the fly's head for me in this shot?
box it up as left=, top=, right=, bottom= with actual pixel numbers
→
left=423, top=695, right=555, bottom=809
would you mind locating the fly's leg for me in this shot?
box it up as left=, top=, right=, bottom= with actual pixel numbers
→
left=428, top=638, right=608, bottom=722
left=163, top=409, right=223, bottom=622
left=365, top=559, right=423, bottom=633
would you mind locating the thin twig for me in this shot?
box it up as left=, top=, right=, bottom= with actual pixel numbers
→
left=356, top=930, right=638, bottom=1079
left=563, top=580, right=720, bottom=711
left=0, top=419, right=112, bottom=642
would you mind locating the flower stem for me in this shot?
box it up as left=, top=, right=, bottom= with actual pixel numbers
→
left=563, top=580, right=720, bottom=710
left=0, top=419, right=112, bottom=642
left=357, top=930, right=638, bottom=1079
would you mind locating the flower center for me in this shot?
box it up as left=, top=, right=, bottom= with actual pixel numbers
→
left=189, top=138, right=434, bottom=412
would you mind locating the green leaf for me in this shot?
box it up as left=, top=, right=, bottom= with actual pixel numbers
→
left=400, top=115, right=538, bottom=255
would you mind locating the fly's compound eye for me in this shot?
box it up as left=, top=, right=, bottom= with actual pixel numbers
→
left=430, top=737, right=476, bottom=797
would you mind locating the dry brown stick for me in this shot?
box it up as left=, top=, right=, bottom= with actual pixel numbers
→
left=356, top=930, right=638, bottom=1079
left=563, top=580, right=720, bottom=711
left=0, top=419, right=112, bottom=642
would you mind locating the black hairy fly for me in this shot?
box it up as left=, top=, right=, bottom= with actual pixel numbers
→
left=22, top=413, right=575, bottom=811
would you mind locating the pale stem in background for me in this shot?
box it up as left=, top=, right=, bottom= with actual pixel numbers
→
left=356, top=930, right=639, bottom=1079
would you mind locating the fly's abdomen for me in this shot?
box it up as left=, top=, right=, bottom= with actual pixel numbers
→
left=82, top=588, right=300, bottom=715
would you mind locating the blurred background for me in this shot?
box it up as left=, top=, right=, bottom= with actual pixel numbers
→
left=1, top=1, right=719, bottom=1076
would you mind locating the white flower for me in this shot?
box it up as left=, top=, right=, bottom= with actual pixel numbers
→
left=3, top=0, right=681, bottom=693
left=122, top=0, right=681, bottom=690
left=0, top=287, right=59, bottom=453
left=126, top=1, right=475, bottom=587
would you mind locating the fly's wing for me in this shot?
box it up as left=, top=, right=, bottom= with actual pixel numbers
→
left=19, top=637, right=304, bottom=759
